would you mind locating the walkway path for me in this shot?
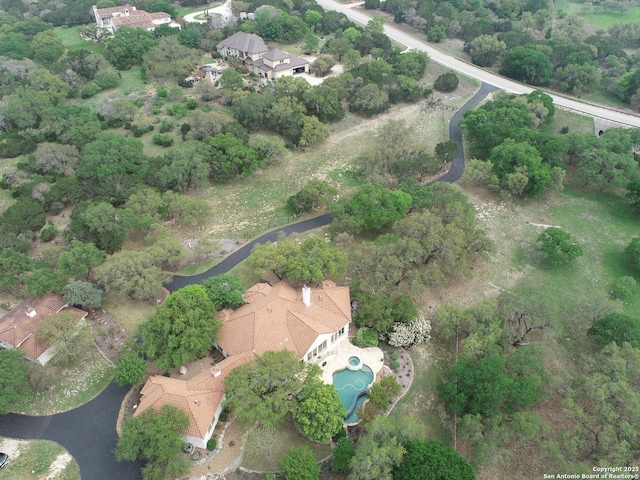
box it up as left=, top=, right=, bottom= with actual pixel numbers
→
left=0, top=81, right=497, bottom=479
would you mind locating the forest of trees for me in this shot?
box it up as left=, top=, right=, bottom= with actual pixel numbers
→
left=367, top=0, right=640, bottom=107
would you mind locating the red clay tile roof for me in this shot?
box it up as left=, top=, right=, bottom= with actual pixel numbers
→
left=135, top=280, right=351, bottom=442
left=0, top=294, right=87, bottom=361
left=135, top=351, right=256, bottom=439
left=95, top=3, right=134, bottom=15
left=217, top=281, right=351, bottom=358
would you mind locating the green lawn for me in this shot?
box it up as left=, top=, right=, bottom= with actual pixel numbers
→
left=555, top=0, right=640, bottom=29
left=541, top=108, right=594, bottom=136
left=0, top=440, right=80, bottom=480
left=55, top=25, right=105, bottom=55
left=103, top=293, right=157, bottom=336
left=176, top=257, right=220, bottom=276
left=393, top=340, right=453, bottom=445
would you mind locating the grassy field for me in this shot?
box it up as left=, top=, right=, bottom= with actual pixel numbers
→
left=175, top=257, right=221, bottom=276
left=103, top=293, right=157, bottom=336
left=554, top=0, right=640, bottom=29
left=241, top=415, right=333, bottom=471
left=0, top=439, right=80, bottom=480
left=173, top=73, right=477, bottom=240
left=413, top=180, right=640, bottom=478
left=393, top=339, right=453, bottom=445
left=55, top=25, right=105, bottom=55
left=22, top=346, right=113, bottom=415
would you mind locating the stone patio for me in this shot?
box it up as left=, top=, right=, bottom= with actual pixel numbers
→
left=318, top=341, right=385, bottom=385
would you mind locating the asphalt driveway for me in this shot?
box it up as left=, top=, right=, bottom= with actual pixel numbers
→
left=0, top=383, right=142, bottom=479
left=0, top=82, right=496, bottom=480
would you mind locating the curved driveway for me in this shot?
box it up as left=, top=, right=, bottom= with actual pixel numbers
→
left=6, top=5, right=637, bottom=474
left=168, top=82, right=499, bottom=291
left=0, top=83, right=498, bottom=480
left=316, top=0, right=640, bottom=128
left=0, top=383, right=142, bottom=479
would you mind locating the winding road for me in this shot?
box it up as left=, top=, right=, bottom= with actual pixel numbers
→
left=0, top=77, right=495, bottom=478
left=316, top=0, right=640, bottom=128
left=3, top=5, right=632, bottom=473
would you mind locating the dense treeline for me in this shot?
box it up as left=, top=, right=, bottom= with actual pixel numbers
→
left=0, top=0, right=443, bottom=308
left=460, top=91, right=640, bottom=198
left=366, top=0, right=640, bottom=107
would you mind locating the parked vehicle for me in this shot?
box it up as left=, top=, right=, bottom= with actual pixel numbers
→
left=0, top=452, right=8, bottom=469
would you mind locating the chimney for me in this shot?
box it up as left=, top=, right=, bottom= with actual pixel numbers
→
left=302, top=285, right=311, bottom=307
left=26, top=307, right=36, bottom=318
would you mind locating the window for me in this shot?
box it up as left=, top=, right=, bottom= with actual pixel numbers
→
left=307, top=352, right=312, bottom=361
left=339, top=327, right=345, bottom=336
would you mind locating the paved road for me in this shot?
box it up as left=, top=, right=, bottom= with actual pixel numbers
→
left=167, top=213, right=335, bottom=291
left=168, top=81, right=498, bottom=290
left=0, top=79, right=499, bottom=480
left=315, top=0, right=640, bottom=128
left=0, top=383, right=142, bottom=479
left=438, top=82, right=499, bottom=183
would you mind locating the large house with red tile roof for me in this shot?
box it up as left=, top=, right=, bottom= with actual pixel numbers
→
left=92, top=4, right=180, bottom=34
left=0, top=294, right=88, bottom=365
left=216, top=32, right=309, bottom=80
left=135, top=280, right=351, bottom=448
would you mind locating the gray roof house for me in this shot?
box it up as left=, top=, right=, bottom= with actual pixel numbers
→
left=216, top=32, right=309, bottom=80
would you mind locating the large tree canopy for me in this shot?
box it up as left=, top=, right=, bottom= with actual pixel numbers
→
left=334, top=183, right=412, bottom=234
left=248, top=235, right=346, bottom=284
left=116, top=404, right=190, bottom=480
left=393, top=440, right=475, bottom=480
left=224, top=350, right=318, bottom=427
left=139, top=285, right=222, bottom=371
left=294, top=380, right=345, bottom=442
left=0, top=348, right=31, bottom=414
left=437, top=346, right=546, bottom=417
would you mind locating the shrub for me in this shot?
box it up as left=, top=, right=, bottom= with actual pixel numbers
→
left=368, top=374, right=402, bottom=411
left=130, top=124, right=153, bottom=137
left=352, top=327, right=379, bottom=347
left=185, top=98, right=198, bottom=110
left=206, top=437, right=217, bottom=451
left=611, top=276, right=637, bottom=301
left=388, top=315, right=432, bottom=348
left=40, top=223, right=57, bottom=242
left=81, top=83, right=100, bottom=98
left=390, top=352, right=399, bottom=360
left=392, top=360, right=400, bottom=370
left=332, top=437, right=355, bottom=473
left=434, top=72, right=459, bottom=92
left=152, top=133, right=174, bottom=147
left=159, top=120, right=174, bottom=133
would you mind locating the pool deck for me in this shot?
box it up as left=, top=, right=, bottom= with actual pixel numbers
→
left=319, top=340, right=385, bottom=385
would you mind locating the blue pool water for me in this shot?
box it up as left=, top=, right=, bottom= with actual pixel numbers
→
left=333, top=364, right=374, bottom=423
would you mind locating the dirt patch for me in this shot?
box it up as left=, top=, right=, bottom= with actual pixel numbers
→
left=0, top=438, right=27, bottom=460
left=185, top=418, right=245, bottom=479
left=45, top=452, right=73, bottom=480
left=88, top=309, right=130, bottom=364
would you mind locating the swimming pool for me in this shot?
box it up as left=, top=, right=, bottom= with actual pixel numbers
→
left=333, top=364, right=374, bottom=424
